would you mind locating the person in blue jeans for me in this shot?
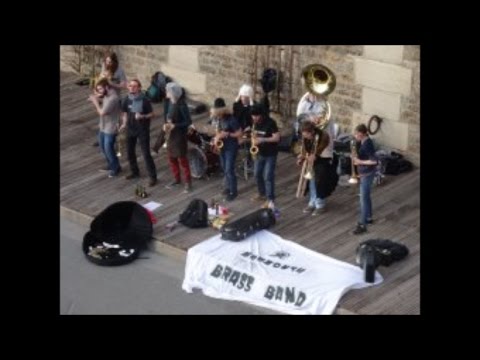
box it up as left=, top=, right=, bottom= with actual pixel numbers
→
left=352, top=124, right=378, bottom=235
left=88, top=78, right=121, bottom=177
left=210, top=98, right=242, bottom=201
left=250, top=104, right=280, bottom=209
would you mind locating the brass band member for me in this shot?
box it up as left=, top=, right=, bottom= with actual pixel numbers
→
left=297, top=121, right=338, bottom=215
left=250, top=104, right=280, bottom=209
left=99, top=52, right=127, bottom=95
left=92, top=52, right=127, bottom=147
left=352, top=124, right=378, bottom=235
left=88, top=78, right=122, bottom=177
left=296, top=92, right=338, bottom=212
left=164, top=82, right=193, bottom=193
left=152, top=87, right=186, bottom=154
left=120, top=79, right=157, bottom=186
left=211, top=98, right=242, bottom=201
left=233, top=84, right=255, bottom=131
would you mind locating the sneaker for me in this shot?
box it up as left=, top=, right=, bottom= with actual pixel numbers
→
left=303, top=205, right=315, bottom=213
left=166, top=180, right=181, bottom=189
left=353, top=224, right=367, bottom=235
left=125, top=173, right=139, bottom=180
left=148, top=178, right=157, bottom=187
left=251, top=194, right=267, bottom=202
left=222, top=189, right=230, bottom=196
left=184, top=182, right=192, bottom=193
left=226, top=193, right=237, bottom=202
left=261, top=200, right=275, bottom=209
left=99, top=167, right=110, bottom=173
left=311, top=207, right=326, bottom=216
left=366, top=219, right=374, bottom=225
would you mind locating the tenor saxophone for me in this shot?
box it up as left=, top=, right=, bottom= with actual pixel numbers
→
left=250, top=123, right=259, bottom=158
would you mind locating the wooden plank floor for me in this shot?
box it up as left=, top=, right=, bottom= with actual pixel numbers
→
left=60, top=71, right=420, bottom=314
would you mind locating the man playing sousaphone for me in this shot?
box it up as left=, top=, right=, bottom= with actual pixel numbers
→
left=296, top=121, right=338, bottom=215
left=295, top=64, right=339, bottom=213
left=210, top=98, right=242, bottom=201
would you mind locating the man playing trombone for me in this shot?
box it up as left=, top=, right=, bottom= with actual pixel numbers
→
left=296, top=121, right=338, bottom=216
left=296, top=93, right=338, bottom=213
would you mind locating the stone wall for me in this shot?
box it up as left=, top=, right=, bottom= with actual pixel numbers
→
left=60, top=45, right=420, bottom=164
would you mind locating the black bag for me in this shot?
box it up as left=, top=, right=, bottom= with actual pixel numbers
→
left=383, top=152, right=413, bottom=175
left=260, top=68, right=278, bottom=94
left=356, top=239, right=409, bottom=267
left=179, top=199, right=208, bottom=228
left=82, top=201, right=153, bottom=266
left=221, top=208, right=276, bottom=241
left=146, top=71, right=172, bottom=103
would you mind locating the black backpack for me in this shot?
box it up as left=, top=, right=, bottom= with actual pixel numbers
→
left=260, top=68, right=278, bottom=94
left=146, top=71, right=172, bottom=103
left=178, top=199, right=208, bottom=228
left=356, top=239, right=409, bottom=268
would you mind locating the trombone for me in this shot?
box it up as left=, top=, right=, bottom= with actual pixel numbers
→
left=296, top=133, right=319, bottom=198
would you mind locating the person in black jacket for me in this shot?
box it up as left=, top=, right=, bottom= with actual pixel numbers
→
left=163, top=82, right=193, bottom=193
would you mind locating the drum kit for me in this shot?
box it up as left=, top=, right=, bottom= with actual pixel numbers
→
left=186, top=127, right=220, bottom=179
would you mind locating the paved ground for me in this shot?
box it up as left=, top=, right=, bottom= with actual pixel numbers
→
left=60, top=216, right=278, bottom=315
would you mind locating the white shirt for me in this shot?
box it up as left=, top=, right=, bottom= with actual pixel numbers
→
left=182, top=230, right=382, bottom=315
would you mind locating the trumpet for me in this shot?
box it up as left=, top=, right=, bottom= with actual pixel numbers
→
left=349, top=139, right=359, bottom=184
left=116, top=126, right=126, bottom=157
left=250, top=123, right=259, bottom=158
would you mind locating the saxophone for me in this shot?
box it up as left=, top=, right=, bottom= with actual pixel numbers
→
left=250, top=123, right=259, bottom=158
left=214, top=120, right=224, bottom=151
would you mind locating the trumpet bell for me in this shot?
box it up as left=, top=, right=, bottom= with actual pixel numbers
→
left=250, top=146, right=259, bottom=155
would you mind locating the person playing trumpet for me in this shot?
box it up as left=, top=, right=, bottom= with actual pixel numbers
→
left=210, top=98, right=242, bottom=201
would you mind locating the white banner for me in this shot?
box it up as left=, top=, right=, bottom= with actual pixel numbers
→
left=182, top=230, right=382, bottom=315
